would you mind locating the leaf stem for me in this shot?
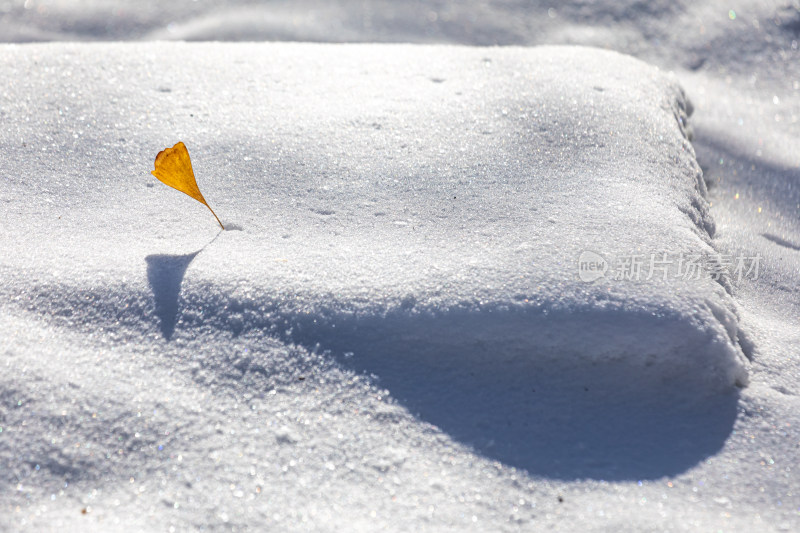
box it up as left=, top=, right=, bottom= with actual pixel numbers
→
left=208, top=206, right=225, bottom=230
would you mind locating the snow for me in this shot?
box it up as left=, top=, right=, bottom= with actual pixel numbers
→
left=1, top=1, right=799, bottom=532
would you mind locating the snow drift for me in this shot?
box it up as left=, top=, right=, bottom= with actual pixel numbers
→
left=0, top=42, right=760, bottom=531
left=0, top=43, right=749, bottom=390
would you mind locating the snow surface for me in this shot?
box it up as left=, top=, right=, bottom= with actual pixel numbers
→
left=1, top=1, right=799, bottom=532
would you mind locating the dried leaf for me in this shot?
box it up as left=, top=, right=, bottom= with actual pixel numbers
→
left=151, top=141, right=224, bottom=229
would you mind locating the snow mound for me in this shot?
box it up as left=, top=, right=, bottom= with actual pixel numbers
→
left=0, top=41, right=762, bottom=532
left=0, top=43, right=749, bottom=391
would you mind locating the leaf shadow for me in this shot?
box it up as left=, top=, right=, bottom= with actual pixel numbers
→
left=145, top=233, right=221, bottom=340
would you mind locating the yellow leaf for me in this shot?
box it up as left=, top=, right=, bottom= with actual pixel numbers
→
left=151, top=141, right=224, bottom=229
